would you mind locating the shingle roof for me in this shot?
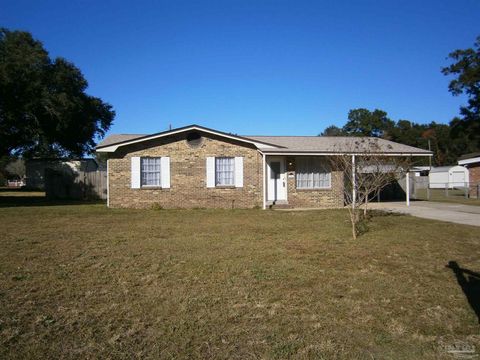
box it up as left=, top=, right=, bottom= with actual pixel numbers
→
left=96, top=125, right=431, bottom=155
left=430, top=166, right=464, bottom=173
left=458, top=152, right=480, bottom=161
left=97, top=134, right=146, bottom=147
left=244, top=136, right=431, bottom=154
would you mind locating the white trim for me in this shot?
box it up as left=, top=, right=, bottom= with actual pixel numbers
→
left=262, top=153, right=266, bottom=209
left=106, top=159, right=109, bottom=207
left=97, top=125, right=279, bottom=152
left=458, top=157, right=480, bottom=166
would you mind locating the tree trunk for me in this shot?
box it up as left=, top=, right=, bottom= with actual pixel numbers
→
left=350, top=202, right=357, bottom=240
left=363, top=195, right=368, bottom=216
left=351, top=216, right=357, bottom=240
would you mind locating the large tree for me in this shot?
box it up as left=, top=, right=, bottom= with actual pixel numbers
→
left=0, top=28, right=115, bottom=158
left=442, top=35, right=480, bottom=151
left=320, top=125, right=344, bottom=136
left=342, top=108, right=394, bottom=138
left=321, top=111, right=460, bottom=166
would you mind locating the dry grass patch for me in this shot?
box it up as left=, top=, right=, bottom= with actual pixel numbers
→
left=0, top=200, right=479, bottom=359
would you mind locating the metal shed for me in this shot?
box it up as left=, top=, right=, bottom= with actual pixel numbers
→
left=428, top=165, right=469, bottom=189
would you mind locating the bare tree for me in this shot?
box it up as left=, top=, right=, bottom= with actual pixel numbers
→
left=329, top=153, right=365, bottom=240
left=329, top=138, right=411, bottom=239
left=357, top=156, right=410, bottom=216
left=5, top=158, right=25, bottom=180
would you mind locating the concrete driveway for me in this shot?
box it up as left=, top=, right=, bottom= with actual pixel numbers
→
left=370, top=201, right=480, bottom=227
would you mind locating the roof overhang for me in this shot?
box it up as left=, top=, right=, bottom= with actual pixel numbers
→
left=458, top=157, right=480, bottom=166
left=96, top=124, right=282, bottom=152
left=259, top=151, right=432, bottom=157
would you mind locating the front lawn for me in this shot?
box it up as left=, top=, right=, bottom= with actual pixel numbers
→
left=0, top=200, right=479, bottom=358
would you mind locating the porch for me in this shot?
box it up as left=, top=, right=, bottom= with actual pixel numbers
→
left=261, top=154, right=416, bottom=210
left=261, top=154, right=342, bottom=210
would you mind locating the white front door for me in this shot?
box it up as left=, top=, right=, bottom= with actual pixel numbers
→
left=267, top=157, right=286, bottom=201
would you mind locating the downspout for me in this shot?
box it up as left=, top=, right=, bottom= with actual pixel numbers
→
left=406, top=170, right=410, bottom=207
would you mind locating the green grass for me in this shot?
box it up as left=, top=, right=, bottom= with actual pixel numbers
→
left=415, top=188, right=480, bottom=206
left=1, top=191, right=479, bottom=359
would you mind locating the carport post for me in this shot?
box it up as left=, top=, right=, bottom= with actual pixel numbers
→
left=352, top=155, right=356, bottom=210
left=406, top=171, right=410, bottom=207
left=106, top=158, right=109, bottom=208
left=262, top=153, right=267, bottom=210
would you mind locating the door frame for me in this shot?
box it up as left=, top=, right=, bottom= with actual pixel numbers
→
left=266, top=156, right=287, bottom=202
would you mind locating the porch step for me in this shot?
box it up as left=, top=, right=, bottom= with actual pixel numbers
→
left=271, top=203, right=294, bottom=209
left=267, top=201, right=294, bottom=209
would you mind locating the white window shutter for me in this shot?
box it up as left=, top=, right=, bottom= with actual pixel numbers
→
left=161, top=157, right=170, bottom=188
left=206, top=157, right=215, bottom=188
left=235, top=157, right=243, bottom=188
left=131, top=157, right=141, bottom=189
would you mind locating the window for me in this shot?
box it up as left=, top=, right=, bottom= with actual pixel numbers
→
left=141, top=157, right=161, bottom=186
left=296, top=157, right=331, bottom=189
left=215, top=157, right=235, bottom=186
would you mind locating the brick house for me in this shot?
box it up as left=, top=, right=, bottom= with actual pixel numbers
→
left=96, top=125, right=431, bottom=209
left=458, top=153, right=480, bottom=198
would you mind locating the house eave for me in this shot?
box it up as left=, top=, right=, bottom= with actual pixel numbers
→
left=258, top=150, right=433, bottom=157
left=458, top=157, right=480, bottom=166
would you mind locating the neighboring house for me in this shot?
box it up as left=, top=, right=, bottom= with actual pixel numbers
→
left=25, top=158, right=99, bottom=190
left=410, top=166, right=430, bottom=177
left=428, top=165, right=469, bottom=189
left=458, top=153, right=480, bottom=198
left=7, top=180, right=25, bottom=187
left=96, top=124, right=431, bottom=209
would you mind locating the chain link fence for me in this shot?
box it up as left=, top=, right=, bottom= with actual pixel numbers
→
left=412, top=176, right=479, bottom=201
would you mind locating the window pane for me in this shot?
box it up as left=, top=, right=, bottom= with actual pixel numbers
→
left=296, top=157, right=331, bottom=189
left=215, top=157, right=235, bottom=186
left=141, top=157, right=161, bottom=186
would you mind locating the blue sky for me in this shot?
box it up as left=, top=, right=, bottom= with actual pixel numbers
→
left=2, top=0, right=479, bottom=137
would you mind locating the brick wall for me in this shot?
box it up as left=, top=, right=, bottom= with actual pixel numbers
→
left=108, top=133, right=263, bottom=209
left=107, top=132, right=345, bottom=209
left=468, top=163, right=480, bottom=198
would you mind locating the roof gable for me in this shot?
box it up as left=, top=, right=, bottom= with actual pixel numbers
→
left=96, top=125, right=281, bottom=152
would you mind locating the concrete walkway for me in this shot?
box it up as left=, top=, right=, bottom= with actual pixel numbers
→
left=369, top=201, right=480, bottom=227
